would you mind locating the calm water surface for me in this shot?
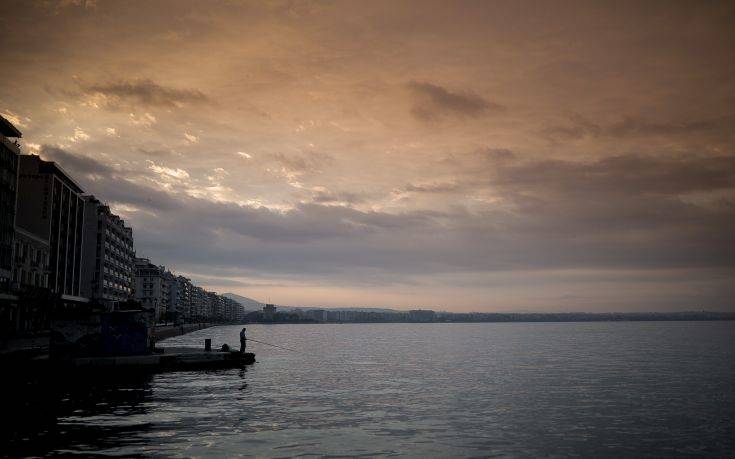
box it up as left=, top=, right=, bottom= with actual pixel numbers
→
left=4, top=322, right=735, bottom=457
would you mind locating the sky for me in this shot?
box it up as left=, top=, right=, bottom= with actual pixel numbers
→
left=1, top=0, right=734, bottom=312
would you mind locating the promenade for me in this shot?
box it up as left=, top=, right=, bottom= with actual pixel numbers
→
left=153, top=323, right=212, bottom=341
left=0, top=333, right=49, bottom=359
left=0, top=323, right=214, bottom=360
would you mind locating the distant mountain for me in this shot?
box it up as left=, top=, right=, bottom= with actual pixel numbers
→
left=222, top=293, right=264, bottom=311
left=222, top=295, right=403, bottom=314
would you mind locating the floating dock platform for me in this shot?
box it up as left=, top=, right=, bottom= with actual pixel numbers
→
left=63, top=347, right=256, bottom=371
left=8, top=348, right=256, bottom=377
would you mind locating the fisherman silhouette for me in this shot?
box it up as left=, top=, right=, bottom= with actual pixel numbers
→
left=239, top=327, right=247, bottom=353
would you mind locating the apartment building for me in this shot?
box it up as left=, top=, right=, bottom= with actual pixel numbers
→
left=16, top=155, right=85, bottom=300
left=80, top=196, right=134, bottom=308
left=0, top=115, right=21, bottom=292
left=133, top=258, right=168, bottom=321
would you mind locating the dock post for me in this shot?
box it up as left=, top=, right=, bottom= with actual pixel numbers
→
left=205, top=339, right=211, bottom=351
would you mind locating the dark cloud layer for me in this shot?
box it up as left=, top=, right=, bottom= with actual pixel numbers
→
left=311, top=190, right=366, bottom=205
left=83, top=79, right=210, bottom=109
left=402, top=182, right=460, bottom=193
left=494, top=154, right=735, bottom=196
left=39, top=145, right=113, bottom=176
left=544, top=115, right=731, bottom=142
left=39, top=145, right=182, bottom=211
left=45, top=145, right=735, bottom=279
left=39, top=143, right=735, bottom=310
left=406, top=81, right=505, bottom=121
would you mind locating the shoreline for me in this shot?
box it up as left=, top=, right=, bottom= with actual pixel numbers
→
left=1, top=323, right=217, bottom=360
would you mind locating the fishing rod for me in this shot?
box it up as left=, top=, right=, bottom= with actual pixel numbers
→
left=246, top=338, right=300, bottom=353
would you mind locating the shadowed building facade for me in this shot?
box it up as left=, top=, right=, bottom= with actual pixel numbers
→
left=263, top=303, right=276, bottom=321
left=0, top=115, right=21, bottom=292
left=15, top=155, right=86, bottom=301
left=12, top=227, right=50, bottom=290
left=223, top=296, right=243, bottom=322
left=0, top=115, right=22, bottom=336
left=161, top=269, right=176, bottom=321
left=80, top=195, right=134, bottom=308
left=191, top=285, right=206, bottom=321
left=168, top=274, right=192, bottom=323
left=133, top=257, right=169, bottom=322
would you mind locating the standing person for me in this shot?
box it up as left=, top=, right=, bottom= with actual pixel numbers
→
left=239, top=327, right=247, bottom=353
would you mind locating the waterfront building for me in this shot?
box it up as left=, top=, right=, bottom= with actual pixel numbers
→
left=16, top=155, right=86, bottom=300
left=207, top=291, right=222, bottom=321
left=222, top=296, right=232, bottom=322
left=408, top=309, right=436, bottom=322
left=0, top=115, right=21, bottom=292
left=224, top=297, right=243, bottom=323
left=133, top=258, right=168, bottom=321
left=161, top=270, right=176, bottom=321
left=12, top=227, right=50, bottom=290
left=263, top=303, right=276, bottom=321
left=169, top=275, right=192, bottom=323
left=307, top=309, right=327, bottom=322
left=80, top=196, right=134, bottom=308
left=7, top=227, right=52, bottom=333
left=326, top=309, right=354, bottom=322
left=190, top=286, right=206, bottom=321
left=218, top=294, right=228, bottom=321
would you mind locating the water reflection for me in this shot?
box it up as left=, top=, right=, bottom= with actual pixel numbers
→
left=3, top=322, right=735, bottom=457
left=2, top=373, right=155, bottom=457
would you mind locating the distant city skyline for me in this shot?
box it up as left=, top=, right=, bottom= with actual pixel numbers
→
left=2, top=1, right=734, bottom=312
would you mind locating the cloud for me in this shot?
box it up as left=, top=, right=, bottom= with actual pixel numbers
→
left=1, top=109, right=30, bottom=128
left=311, top=189, right=366, bottom=205
left=138, top=146, right=176, bottom=157
left=401, top=181, right=460, bottom=193
left=608, top=117, right=719, bottom=138
left=83, top=79, right=210, bottom=109
left=406, top=81, right=505, bottom=121
left=186, top=275, right=254, bottom=288
left=40, top=145, right=113, bottom=176
left=128, top=112, right=157, bottom=126
left=49, top=0, right=97, bottom=11
left=492, top=153, right=735, bottom=196
left=120, top=149, right=733, bottom=283
left=269, top=151, right=333, bottom=174
left=543, top=114, right=725, bottom=142
left=24, top=142, right=41, bottom=153
left=68, top=126, right=90, bottom=142
left=147, top=160, right=190, bottom=179
left=33, top=144, right=734, bottom=310
left=39, top=145, right=181, bottom=211
left=6, top=1, right=734, bottom=310
left=542, top=114, right=602, bottom=141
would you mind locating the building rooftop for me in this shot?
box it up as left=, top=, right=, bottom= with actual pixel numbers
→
left=0, top=115, right=22, bottom=138
left=84, top=195, right=132, bottom=231
left=20, top=154, right=84, bottom=194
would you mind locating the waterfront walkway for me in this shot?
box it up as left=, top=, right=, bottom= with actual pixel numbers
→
left=0, top=334, right=49, bottom=358
left=153, top=323, right=212, bottom=341
left=1, top=323, right=213, bottom=359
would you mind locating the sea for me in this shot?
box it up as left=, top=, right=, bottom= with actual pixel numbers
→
left=3, top=322, right=735, bottom=457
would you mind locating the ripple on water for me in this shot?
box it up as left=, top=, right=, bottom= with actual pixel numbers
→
left=3, top=322, right=735, bottom=457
